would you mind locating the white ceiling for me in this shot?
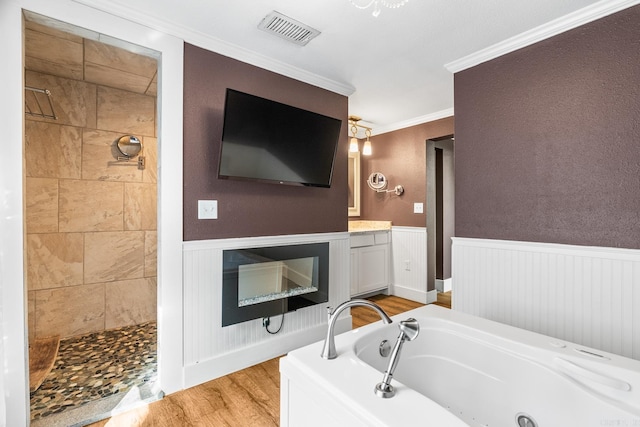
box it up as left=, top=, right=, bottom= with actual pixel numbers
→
left=80, top=0, right=635, bottom=134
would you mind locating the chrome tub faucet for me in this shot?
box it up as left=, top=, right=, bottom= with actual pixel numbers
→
left=320, top=299, right=392, bottom=360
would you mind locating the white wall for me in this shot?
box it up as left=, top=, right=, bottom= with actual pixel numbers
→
left=453, top=237, right=640, bottom=361
left=1, top=3, right=32, bottom=425
left=390, top=227, right=436, bottom=304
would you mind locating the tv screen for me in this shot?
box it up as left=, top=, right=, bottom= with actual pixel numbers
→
left=219, top=89, right=342, bottom=187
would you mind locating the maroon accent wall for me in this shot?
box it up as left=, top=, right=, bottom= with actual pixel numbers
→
left=183, top=43, right=348, bottom=241
left=358, top=117, right=454, bottom=227
left=454, top=5, right=640, bottom=249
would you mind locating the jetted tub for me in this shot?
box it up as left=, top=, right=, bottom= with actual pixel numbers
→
left=280, top=305, right=640, bottom=427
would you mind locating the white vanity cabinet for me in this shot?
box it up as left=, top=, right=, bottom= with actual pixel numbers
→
left=350, top=231, right=390, bottom=296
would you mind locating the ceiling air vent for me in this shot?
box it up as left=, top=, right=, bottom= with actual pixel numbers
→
left=258, top=11, right=320, bottom=46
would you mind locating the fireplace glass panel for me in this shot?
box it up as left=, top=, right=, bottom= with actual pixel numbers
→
left=238, top=257, right=318, bottom=307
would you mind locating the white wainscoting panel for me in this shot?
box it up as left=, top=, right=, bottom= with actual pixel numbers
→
left=452, top=237, right=640, bottom=360
left=390, top=227, right=432, bottom=303
left=183, top=232, right=351, bottom=387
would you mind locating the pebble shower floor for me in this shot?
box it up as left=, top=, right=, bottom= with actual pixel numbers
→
left=30, top=321, right=157, bottom=422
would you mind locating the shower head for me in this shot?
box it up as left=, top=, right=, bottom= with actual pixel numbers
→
left=398, top=318, right=420, bottom=341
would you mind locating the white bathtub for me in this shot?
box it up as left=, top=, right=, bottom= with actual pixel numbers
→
left=280, top=305, right=640, bottom=427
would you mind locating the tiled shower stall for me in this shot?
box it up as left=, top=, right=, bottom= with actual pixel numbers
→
left=25, top=17, right=157, bottom=342
left=24, top=15, right=158, bottom=421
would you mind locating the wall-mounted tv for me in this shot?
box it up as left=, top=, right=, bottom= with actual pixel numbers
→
left=219, top=89, right=342, bottom=188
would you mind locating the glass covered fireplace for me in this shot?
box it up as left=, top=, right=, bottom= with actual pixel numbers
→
left=222, top=242, right=329, bottom=327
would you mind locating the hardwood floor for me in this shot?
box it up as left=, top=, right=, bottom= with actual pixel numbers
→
left=351, top=294, right=424, bottom=328
left=434, top=289, right=452, bottom=309
left=87, top=358, right=281, bottom=427
left=88, top=293, right=450, bottom=427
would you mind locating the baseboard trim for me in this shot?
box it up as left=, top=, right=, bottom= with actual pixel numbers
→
left=391, top=285, right=437, bottom=305
left=426, top=289, right=438, bottom=304
left=183, top=317, right=350, bottom=389
left=435, top=278, right=452, bottom=293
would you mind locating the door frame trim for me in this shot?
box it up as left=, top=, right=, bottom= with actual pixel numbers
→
left=426, top=136, right=454, bottom=293
left=1, top=1, right=185, bottom=424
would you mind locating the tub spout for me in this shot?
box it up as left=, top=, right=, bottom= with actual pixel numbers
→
left=375, top=318, right=420, bottom=398
left=321, top=299, right=392, bottom=360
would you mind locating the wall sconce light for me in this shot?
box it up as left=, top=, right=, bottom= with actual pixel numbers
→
left=348, top=115, right=373, bottom=156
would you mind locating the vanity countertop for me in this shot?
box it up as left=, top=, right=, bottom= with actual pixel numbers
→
left=348, top=220, right=392, bottom=233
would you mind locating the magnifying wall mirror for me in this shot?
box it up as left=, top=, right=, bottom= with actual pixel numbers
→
left=367, top=172, right=404, bottom=196
left=367, top=172, right=387, bottom=191
left=116, top=135, right=142, bottom=158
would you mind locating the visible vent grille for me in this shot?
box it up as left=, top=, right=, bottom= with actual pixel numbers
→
left=258, top=11, right=320, bottom=46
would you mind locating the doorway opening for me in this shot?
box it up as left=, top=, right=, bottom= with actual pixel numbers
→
left=23, top=11, right=161, bottom=426
left=426, top=136, right=454, bottom=302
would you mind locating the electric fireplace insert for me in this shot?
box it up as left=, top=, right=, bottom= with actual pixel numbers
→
left=222, top=242, right=329, bottom=327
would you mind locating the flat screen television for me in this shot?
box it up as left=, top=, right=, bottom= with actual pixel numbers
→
left=218, top=89, right=342, bottom=188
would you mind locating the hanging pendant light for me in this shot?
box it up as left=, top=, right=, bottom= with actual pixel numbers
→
left=348, top=115, right=373, bottom=156
left=349, top=122, right=359, bottom=153
left=363, top=128, right=372, bottom=156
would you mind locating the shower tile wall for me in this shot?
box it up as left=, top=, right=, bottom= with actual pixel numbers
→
left=24, top=19, right=158, bottom=342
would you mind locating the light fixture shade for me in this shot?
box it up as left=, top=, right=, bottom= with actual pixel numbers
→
left=363, top=139, right=372, bottom=155
left=349, top=137, right=359, bottom=153
left=350, top=0, right=409, bottom=16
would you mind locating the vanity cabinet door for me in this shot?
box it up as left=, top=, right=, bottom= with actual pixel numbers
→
left=350, top=231, right=390, bottom=297
left=356, top=244, right=389, bottom=294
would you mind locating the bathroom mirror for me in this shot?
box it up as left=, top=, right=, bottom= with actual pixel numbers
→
left=348, top=151, right=361, bottom=216
left=367, top=172, right=387, bottom=191
left=115, top=135, right=142, bottom=158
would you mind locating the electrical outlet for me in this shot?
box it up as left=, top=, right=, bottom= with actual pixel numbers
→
left=198, top=200, right=218, bottom=219
left=404, top=260, right=411, bottom=271
left=262, top=317, right=270, bottom=328
left=413, top=202, right=424, bottom=214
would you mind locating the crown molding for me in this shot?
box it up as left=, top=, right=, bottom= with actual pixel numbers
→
left=73, top=0, right=356, bottom=96
left=372, top=108, right=454, bottom=136
left=445, top=0, right=640, bottom=73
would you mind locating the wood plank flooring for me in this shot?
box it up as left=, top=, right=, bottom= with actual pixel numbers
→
left=434, top=289, right=451, bottom=309
left=351, top=294, right=425, bottom=328
left=87, top=357, right=281, bottom=427
left=88, top=293, right=450, bottom=427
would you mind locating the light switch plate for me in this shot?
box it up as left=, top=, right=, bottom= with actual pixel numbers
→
left=413, top=202, right=424, bottom=214
left=198, top=200, right=218, bottom=219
